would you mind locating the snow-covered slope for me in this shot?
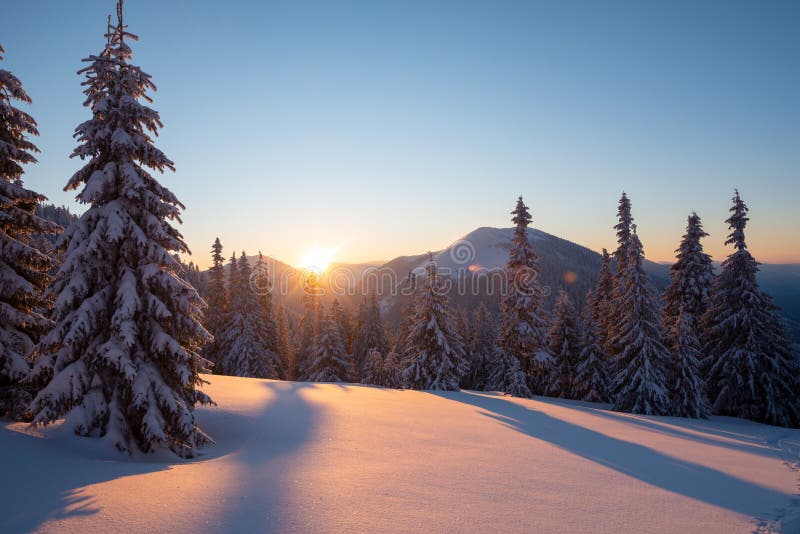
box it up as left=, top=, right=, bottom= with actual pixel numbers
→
left=2, top=375, right=799, bottom=533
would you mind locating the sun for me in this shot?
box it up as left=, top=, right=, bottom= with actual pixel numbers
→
left=298, top=245, right=337, bottom=273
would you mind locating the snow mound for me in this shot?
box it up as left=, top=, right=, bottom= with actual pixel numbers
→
left=2, top=375, right=799, bottom=533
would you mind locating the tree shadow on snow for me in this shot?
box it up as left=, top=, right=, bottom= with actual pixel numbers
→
left=0, top=423, right=174, bottom=533
left=214, top=381, right=322, bottom=532
left=431, top=391, right=794, bottom=520
left=531, top=396, right=791, bottom=460
left=0, top=380, right=320, bottom=534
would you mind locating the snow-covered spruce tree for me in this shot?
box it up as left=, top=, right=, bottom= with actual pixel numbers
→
left=669, top=305, right=711, bottom=418
left=202, top=237, right=227, bottom=371
left=331, top=297, right=354, bottom=355
left=572, top=295, right=609, bottom=403
left=295, top=272, right=320, bottom=380
left=383, top=319, right=396, bottom=353
left=606, top=192, right=635, bottom=358
left=465, top=301, right=496, bottom=390
left=361, top=348, right=385, bottom=386
left=403, top=255, right=467, bottom=390
left=608, top=227, right=672, bottom=416
left=392, top=291, right=415, bottom=356
left=488, top=346, right=532, bottom=398
left=454, top=305, right=473, bottom=388
left=662, top=212, right=714, bottom=338
left=276, top=305, right=294, bottom=380
left=0, top=44, right=60, bottom=418
left=309, top=304, right=353, bottom=382
left=703, top=191, right=799, bottom=427
left=545, top=290, right=581, bottom=399
left=454, top=305, right=470, bottom=350
left=495, top=196, right=550, bottom=394
left=353, top=292, right=389, bottom=379
left=218, top=252, right=279, bottom=378
left=592, top=249, right=614, bottom=347
left=28, top=6, right=211, bottom=457
left=253, top=252, right=280, bottom=372
left=612, top=192, right=633, bottom=271
left=382, top=350, right=404, bottom=388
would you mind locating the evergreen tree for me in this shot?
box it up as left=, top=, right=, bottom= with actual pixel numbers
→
left=572, top=297, right=609, bottom=402
left=454, top=305, right=470, bottom=349
left=613, top=192, right=633, bottom=271
left=276, top=305, right=294, bottom=380
left=592, top=249, right=614, bottom=347
left=309, top=304, right=352, bottom=382
left=254, top=252, right=280, bottom=366
left=382, top=350, right=404, bottom=389
left=361, top=348, right=386, bottom=386
left=331, top=298, right=354, bottom=356
left=607, top=192, right=635, bottom=358
left=353, top=292, right=389, bottom=378
left=392, top=290, right=415, bottom=357
left=488, top=347, right=532, bottom=398
left=669, top=305, right=711, bottom=418
left=466, top=301, right=495, bottom=390
left=495, top=196, right=550, bottom=393
left=383, top=320, right=396, bottom=353
left=29, top=4, right=211, bottom=456
left=545, top=290, right=581, bottom=398
left=202, top=237, right=227, bottom=371
left=218, top=252, right=279, bottom=378
left=703, top=191, right=799, bottom=427
left=0, top=44, right=60, bottom=418
left=662, top=213, right=714, bottom=337
left=608, top=227, right=672, bottom=416
left=295, top=272, right=320, bottom=380
left=403, top=255, right=467, bottom=390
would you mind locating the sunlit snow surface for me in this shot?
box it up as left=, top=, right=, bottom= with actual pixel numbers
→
left=2, top=375, right=800, bottom=533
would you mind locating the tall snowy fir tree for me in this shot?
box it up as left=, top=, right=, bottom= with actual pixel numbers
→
left=309, top=304, right=352, bottom=383
left=218, top=253, right=279, bottom=378
left=295, top=272, right=320, bottom=380
left=669, top=305, right=711, bottom=418
left=361, top=348, right=386, bottom=386
left=592, top=249, right=614, bottom=348
left=464, top=301, right=495, bottom=390
left=703, top=191, right=799, bottom=427
left=608, top=227, right=672, bottom=416
left=353, top=292, right=389, bottom=379
left=276, top=305, right=294, bottom=380
left=606, top=192, right=635, bottom=358
left=331, top=298, right=354, bottom=355
left=662, top=212, right=714, bottom=338
left=572, top=295, right=609, bottom=403
left=454, top=306, right=470, bottom=353
left=254, top=252, right=280, bottom=371
left=403, top=255, right=467, bottom=390
left=28, top=4, right=212, bottom=456
left=488, top=346, right=532, bottom=398
left=0, top=44, right=60, bottom=417
left=391, top=276, right=416, bottom=357
left=495, top=196, right=550, bottom=393
left=545, top=290, right=580, bottom=398
left=202, top=237, right=227, bottom=371
left=612, top=192, right=633, bottom=271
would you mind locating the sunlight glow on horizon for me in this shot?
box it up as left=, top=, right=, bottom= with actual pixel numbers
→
left=298, top=245, right=340, bottom=274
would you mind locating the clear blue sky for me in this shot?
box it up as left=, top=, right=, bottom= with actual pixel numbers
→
left=3, top=0, right=799, bottom=267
